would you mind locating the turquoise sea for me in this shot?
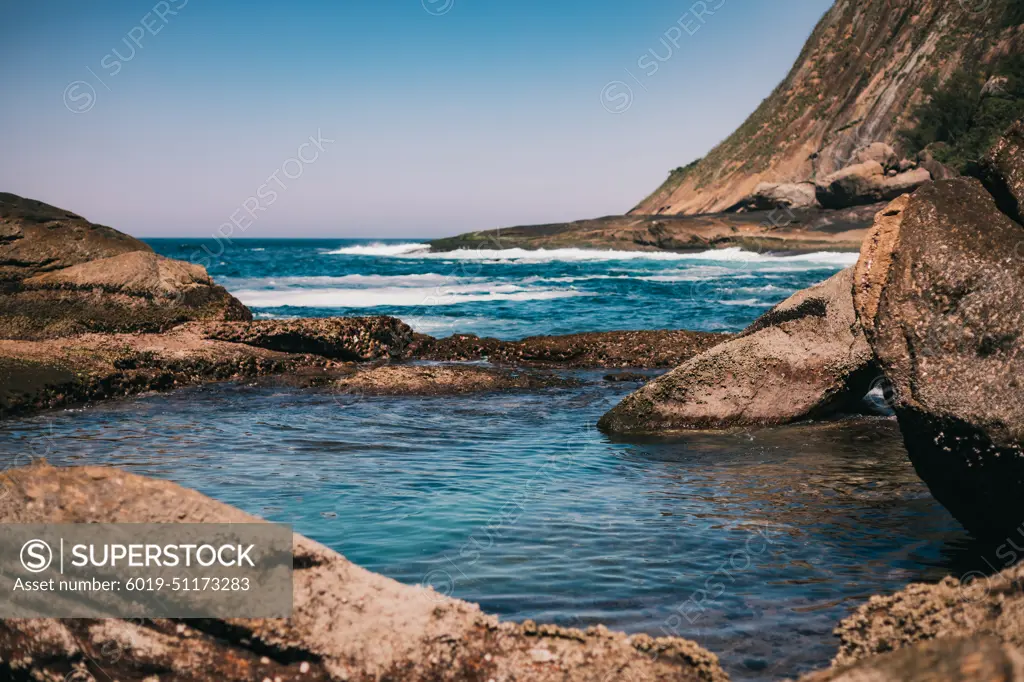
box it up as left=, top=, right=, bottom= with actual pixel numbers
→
left=0, top=239, right=975, bottom=680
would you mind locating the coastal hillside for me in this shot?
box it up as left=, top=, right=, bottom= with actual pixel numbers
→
left=632, top=0, right=1024, bottom=215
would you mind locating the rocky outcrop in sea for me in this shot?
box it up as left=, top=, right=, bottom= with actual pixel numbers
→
left=598, top=267, right=877, bottom=433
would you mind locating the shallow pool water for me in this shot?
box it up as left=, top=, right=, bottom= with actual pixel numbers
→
left=0, top=375, right=973, bottom=680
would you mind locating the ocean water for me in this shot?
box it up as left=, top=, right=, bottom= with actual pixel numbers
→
left=148, top=238, right=861, bottom=338
left=0, top=240, right=974, bottom=680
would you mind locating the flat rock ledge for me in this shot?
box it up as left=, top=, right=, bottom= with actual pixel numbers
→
left=0, top=464, right=726, bottom=682
left=412, top=329, right=729, bottom=369
left=333, top=364, right=579, bottom=396
left=0, top=320, right=727, bottom=419
left=198, top=316, right=415, bottom=361
left=0, top=326, right=331, bottom=419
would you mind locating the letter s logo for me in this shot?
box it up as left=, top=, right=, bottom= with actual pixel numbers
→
left=20, top=539, right=53, bottom=573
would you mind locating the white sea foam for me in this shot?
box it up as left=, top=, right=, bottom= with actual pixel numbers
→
left=233, top=283, right=585, bottom=308
left=733, top=284, right=791, bottom=294
left=401, top=316, right=491, bottom=335
left=224, top=273, right=468, bottom=289
left=717, top=298, right=773, bottom=306
left=325, top=244, right=859, bottom=267
left=324, top=243, right=431, bottom=256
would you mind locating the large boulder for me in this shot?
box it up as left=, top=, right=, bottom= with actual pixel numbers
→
left=972, top=118, right=1024, bottom=225
left=740, top=182, right=819, bottom=211
left=852, top=172, right=1024, bottom=536
left=816, top=161, right=932, bottom=209
left=0, top=464, right=726, bottom=682
left=0, top=192, right=150, bottom=282
left=853, top=142, right=899, bottom=169
left=598, top=268, right=876, bottom=434
left=0, top=251, right=251, bottom=339
left=0, top=193, right=251, bottom=339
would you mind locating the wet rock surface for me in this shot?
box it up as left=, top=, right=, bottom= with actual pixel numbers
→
left=0, top=464, right=726, bottom=682
left=0, top=324, right=729, bottom=418
left=598, top=268, right=876, bottom=433
left=0, top=327, right=325, bottom=419
left=333, top=364, right=579, bottom=396
left=412, top=329, right=729, bottom=369
left=199, top=316, right=414, bottom=361
left=852, top=152, right=1024, bottom=537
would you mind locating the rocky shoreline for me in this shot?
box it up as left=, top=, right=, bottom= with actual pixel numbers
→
left=0, top=318, right=728, bottom=419
left=428, top=204, right=879, bottom=255
left=2, top=121, right=1024, bottom=680
left=0, top=191, right=736, bottom=418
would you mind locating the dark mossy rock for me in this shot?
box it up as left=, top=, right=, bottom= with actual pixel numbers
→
left=200, top=316, right=413, bottom=362
left=598, top=268, right=877, bottom=434
left=854, top=157, right=1024, bottom=537
left=413, top=329, right=728, bottom=369
left=972, top=118, right=1024, bottom=225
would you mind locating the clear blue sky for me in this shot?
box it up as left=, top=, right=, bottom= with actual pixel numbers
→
left=0, top=0, right=833, bottom=238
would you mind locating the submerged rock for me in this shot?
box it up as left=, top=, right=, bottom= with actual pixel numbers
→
left=200, top=316, right=414, bottom=361
left=852, top=165, right=1024, bottom=536
left=604, top=371, right=651, bottom=384
left=333, top=364, right=578, bottom=396
left=598, top=268, right=876, bottom=433
left=0, top=464, right=726, bottom=682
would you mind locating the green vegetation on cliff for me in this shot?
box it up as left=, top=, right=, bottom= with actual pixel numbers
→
left=902, top=53, right=1024, bottom=172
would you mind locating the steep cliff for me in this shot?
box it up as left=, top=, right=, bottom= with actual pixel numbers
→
left=632, top=0, right=1024, bottom=215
